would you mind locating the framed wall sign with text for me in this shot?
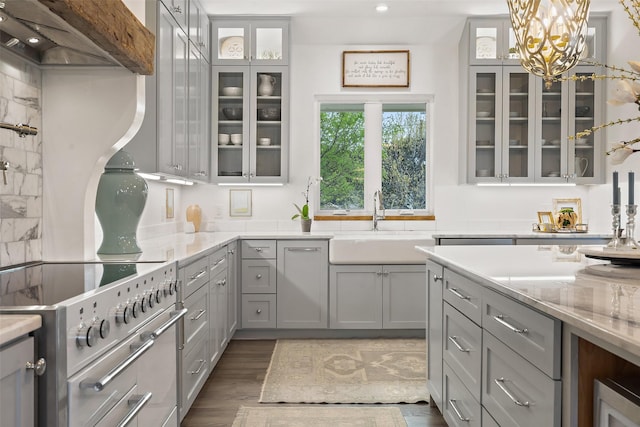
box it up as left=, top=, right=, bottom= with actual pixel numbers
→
left=342, top=50, right=410, bottom=88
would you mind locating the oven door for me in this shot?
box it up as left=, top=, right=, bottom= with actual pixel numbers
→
left=136, top=307, right=185, bottom=426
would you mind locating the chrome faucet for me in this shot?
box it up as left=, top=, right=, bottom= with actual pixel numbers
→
left=373, top=190, right=385, bottom=231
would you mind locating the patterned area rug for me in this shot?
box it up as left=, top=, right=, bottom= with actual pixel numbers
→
left=259, top=338, right=428, bottom=403
left=232, top=406, right=408, bottom=426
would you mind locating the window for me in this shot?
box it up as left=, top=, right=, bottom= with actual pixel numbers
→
left=317, top=96, right=432, bottom=215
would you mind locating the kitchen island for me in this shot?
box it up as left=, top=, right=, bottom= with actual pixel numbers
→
left=417, top=244, right=640, bottom=427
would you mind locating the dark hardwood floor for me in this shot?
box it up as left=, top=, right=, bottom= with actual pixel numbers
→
left=181, top=339, right=447, bottom=427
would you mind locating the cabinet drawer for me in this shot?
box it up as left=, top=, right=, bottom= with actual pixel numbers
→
left=183, top=284, right=208, bottom=350
left=443, top=268, right=482, bottom=325
left=209, top=247, right=227, bottom=277
left=181, top=337, right=209, bottom=415
left=444, top=302, right=482, bottom=401
left=443, top=362, right=481, bottom=427
left=483, top=287, right=561, bottom=379
left=181, top=256, right=210, bottom=297
left=242, top=240, right=277, bottom=259
left=242, top=259, right=276, bottom=293
left=242, top=294, right=276, bottom=328
left=482, top=331, right=561, bottom=427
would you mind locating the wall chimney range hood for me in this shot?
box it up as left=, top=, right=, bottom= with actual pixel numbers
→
left=0, top=0, right=154, bottom=74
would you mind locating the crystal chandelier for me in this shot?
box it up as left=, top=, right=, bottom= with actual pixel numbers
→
left=507, top=0, right=591, bottom=89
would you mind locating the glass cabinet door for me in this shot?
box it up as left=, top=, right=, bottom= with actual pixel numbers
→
left=502, top=70, right=535, bottom=181
left=470, top=67, right=502, bottom=181
left=570, top=69, right=600, bottom=182
left=214, top=68, right=250, bottom=182
left=469, top=19, right=519, bottom=65
left=251, top=20, right=289, bottom=65
left=212, top=20, right=250, bottom=65
left=536, top=77, right=569, bottom=181
left=250, top=67, right=288, bottom=182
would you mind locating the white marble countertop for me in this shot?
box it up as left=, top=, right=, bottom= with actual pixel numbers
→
left=416, top=244, right=640, bottom=362
left=431, top=231, right=611, bottom=239
left=0, top=314, right=41, bottom=346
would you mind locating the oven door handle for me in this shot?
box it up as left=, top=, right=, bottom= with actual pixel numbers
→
left=140, top=308, right=188, bottom=341
left=116, top=392, right=153, bottom=427
left=80, top=339, right=154, bottom=392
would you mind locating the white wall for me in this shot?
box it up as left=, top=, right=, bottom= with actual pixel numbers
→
left=179, top=8, right=639, bottom=236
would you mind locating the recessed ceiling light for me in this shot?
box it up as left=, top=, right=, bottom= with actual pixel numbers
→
left=376, top=4, right=388, bottom=13
left=27, top=37, right=40, bottom=44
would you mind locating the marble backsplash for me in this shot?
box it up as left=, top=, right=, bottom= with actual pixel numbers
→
left=0, top=51, right=43, bottom=268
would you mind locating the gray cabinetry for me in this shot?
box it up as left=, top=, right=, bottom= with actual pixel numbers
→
left=0, top=336, right=35, bottom=427
left=126, top=0, right=210, bottom=182
left=209, top=247, right=228, bottom=366
left=211, top=18, right=289, bottom=66
left=227, top=241, right=238, bottom=337
left=178, top=254, right=210, bottom=421
left=241, top=240, right=277, bottom=328
left=427, top=260, right=444, bottom=408
left=463, top=16, right=607, bottom=185
left=276, top=240, right=328, bottom=329
left=329, top=264, right=426, bottom=329
left=427, top=260, right=562, bottom=426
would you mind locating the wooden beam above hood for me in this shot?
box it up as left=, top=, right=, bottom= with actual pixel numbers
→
left=37, top=0, right=155, bottom=75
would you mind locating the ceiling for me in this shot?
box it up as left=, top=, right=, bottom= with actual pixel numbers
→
left=198, top=0, right=619, bottom=17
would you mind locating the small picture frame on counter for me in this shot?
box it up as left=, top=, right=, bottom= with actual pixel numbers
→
left=537, top=211, right=553, bottom=225
left=230, top=189, right=252, bottom=217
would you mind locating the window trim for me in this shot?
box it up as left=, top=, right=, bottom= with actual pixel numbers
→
left=314, top=94, right=435, bottom=218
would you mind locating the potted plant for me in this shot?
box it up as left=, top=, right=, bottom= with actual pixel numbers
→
left=292, top=176, right=320, bottom=232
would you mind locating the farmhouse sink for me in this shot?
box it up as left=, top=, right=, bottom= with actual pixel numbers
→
left=329, top=233, right=435, bottom=264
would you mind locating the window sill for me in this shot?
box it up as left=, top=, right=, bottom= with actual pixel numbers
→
left=314, top=215, right=435, bottom=221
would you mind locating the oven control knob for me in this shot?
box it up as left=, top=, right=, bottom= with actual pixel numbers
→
left=163, top=280, right=174, bottom=297
left=139, top=295, right=148, bottom=313
left=131, top=299, right=140, bottom=318
left=76, top=322, right=99, bottom=348
left=145, top=291, right=155, bottom=309
left=98, top=318, right=110, bottom=339
left=155, top=288, right=163, bottom=304
left=115, top=304, right=132, bottom=325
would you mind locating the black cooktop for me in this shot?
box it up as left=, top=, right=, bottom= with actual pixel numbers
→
left=0, top=261, right=167, bottom=307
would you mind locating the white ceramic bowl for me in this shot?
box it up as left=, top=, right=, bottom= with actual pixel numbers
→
left=258, top=137, right=271, bottom=146
left=509, top=139, right=519, bottom=146
left=477, top=111, right=491, bottom=118
left=230, top=134, right=243, bottom=145
left=222, top=86, right=242, bottom=96
left=477, top=169, right=491, bottom=177
left=576, top=138, right=588, bottom=145
left=218, top=133, right=230, bottom=144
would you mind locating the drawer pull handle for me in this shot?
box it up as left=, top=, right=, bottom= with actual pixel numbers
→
left=256, top=274, right=262, bottom=279
left=493, top=315, right=528, bottom=334
left=448, top=399, right=470, bottom=422
left=448, top=336, right=470, bottom=353
left=449, top=288, right=470, bottom=301
left=286, top=247, right=320, bottom=252
left=494, top=377, right=530, bottom=407
left=189, top=269, right=207, bottom=281
left=191, top=309, right=206, bottom=321
left=212, top=257, right=225, bottom=267
left=116, top=392, right=152, bottom=427
left=254, top=247, right=264, bottom=253
left=433, top=274, right=443, bottom=282
left=256, top=309, right=262, bottom=314
left=189, top=359, right=206, bottom=375
left=221, top=279, right=226, bottom=286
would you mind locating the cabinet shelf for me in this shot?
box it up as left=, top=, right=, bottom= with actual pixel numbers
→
left=257, top=120, right=282, bottom=125
left=257, top=96, right=282, bottom=101
left=219, top=96, right=243, bottom=100
left=257, top=145, right=281, bottom=150
left=218, top=145, right=243, bottom=149
left=219, top=120, right=243, bottom=125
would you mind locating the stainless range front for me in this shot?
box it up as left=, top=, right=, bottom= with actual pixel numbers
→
left=0, top=261, right=184, bottom=426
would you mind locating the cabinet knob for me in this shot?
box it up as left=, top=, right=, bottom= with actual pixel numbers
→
left=26, top=358, right=46, bottom=376
left=172, top=6, right=182, bottom=13
left=433, top=274, right=443, bottom=282
left=256, top=274, right=262, bottom=279
left=256, top=309, right=262, bottom=314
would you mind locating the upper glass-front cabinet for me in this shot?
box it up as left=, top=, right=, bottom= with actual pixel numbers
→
left=211, top=18, right=289, bottom=65
left=469, top=15, right=607, bottom=66
left=212, top=66, right=289, bottom=183
left=469, top=19, right=520, bottom=65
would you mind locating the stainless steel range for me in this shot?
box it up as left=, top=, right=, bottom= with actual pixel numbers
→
left=0, top=260, right=185, bottom=426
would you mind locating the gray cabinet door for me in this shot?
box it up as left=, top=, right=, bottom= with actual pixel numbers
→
left=426, top=260, right=444, bottom=409
left=0, top=336, right=34, bottom=427
left=276, top=240, right=328, bottom=328
left=209, top=267, right=228, bottom=366
left=382, top=264, right=426, bottom=329
left=330, top=265, right=383, bottom=329
left=227, top=242, right=239, bottom=336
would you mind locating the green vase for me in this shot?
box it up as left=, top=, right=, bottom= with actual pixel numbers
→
left=95, top=150, right=148, bottom=255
